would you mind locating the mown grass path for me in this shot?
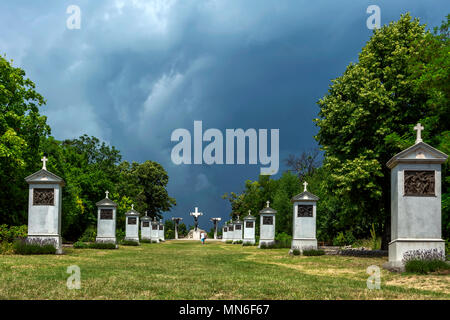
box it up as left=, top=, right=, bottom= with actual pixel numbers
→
left=0, top=241, right=448, bottom=299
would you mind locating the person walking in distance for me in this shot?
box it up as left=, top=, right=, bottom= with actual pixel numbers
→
left=200, top=232, right=206, bottom=245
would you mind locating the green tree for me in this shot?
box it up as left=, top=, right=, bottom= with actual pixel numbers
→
left=314, top=14, right=449, bottom=247
left=0, top=55, right=50, bottom=225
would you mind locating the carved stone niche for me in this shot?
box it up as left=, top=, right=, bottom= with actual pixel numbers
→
left=152, top=225, right=158, bottom=230
left=246, top=221, right=254, bottom=228
left=263, top=216, right=273, bottom=225
left=224, top=227, right=227, bottom=232
left=297, top=205, right=313, bottom=217
left=142, top=221, right=150, bottom=227
left=100, top=209, right=113, bottom=220
left=159, top=225, right=164, bottom=230
left=228, top=226, right=234, bottom=232
left=128, top=217, right=137, bottom=225
left=404, top=170, right=435, bottom=196
left=235, top=224, right=242, bottom=230
left=33, top=188, right=54, bottom=206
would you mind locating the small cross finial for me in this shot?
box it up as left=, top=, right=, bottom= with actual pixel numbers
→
left=248, top=210, right=251, bottom=216
left=131, top=204, right=134, bottom=210
left=414, top=123, right=424, bottom=144
left=303, top=181, right=308, bottom=192
left=266, top=200, right=270, bottom=208
left=145, top=211, right=148, bottom=216
left=41, top=156, right=48, bottom=170
left=105, top=190, right=109, bottom=199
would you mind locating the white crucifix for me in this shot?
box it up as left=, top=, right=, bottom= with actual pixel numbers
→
left=303, top=181, right=308, bottom=192
left=414, top=123, right=424, bottom=144
left=41, top=156, right=48, bottom=170
left=266, top=200, right=270, bottom=208
left=190, top=207, right=203, bottom=231
left=105, top=190, right=109, bottom=199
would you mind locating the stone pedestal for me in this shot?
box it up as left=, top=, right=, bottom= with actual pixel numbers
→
left=172, top=217, right=183, bottom=240
left=210, top=218, right=222, bottom=240
left=141, top=214, right=152, bottom=241
left=222, top=226, right=228, bottom=242
left=159, top=221, right=165, bottom=241
left=151, top=219, right=160, bottom=243
left=243, top=211, right=256, bottom=245
left=384, top=124, right=448, bottom=269
left=25, top=158, right=65, bottom=254
left=95, top=191, right=117, bottom=244
left=227, top=222, right=234, bottom=242
left=233, top=217, right=243, bottom=243
left=259, top=201, right=276, bottom=247
left=290, top=182, right=319, bottom=253
left=125, top=205, right=139, bottom=243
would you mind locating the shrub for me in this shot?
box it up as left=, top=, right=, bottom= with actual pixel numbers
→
left=79, top=226, right=97, bottom=242
left=89, top=242, right=116, bottom=249
left=333, top=232, right=346, bottom=246
left=405, top=259, right=450, bottom=274
left=0, top=224, right=28, bottom=243
left=233, top=240, right=243, bottom=244
left=242, top=242, right=255, bottom=246
left=116, top=230, right=125, bottom=241
left=339, top=249, right=387, bottom=257
left=0, top=241, right=15, bottom=255
left=370, top=224, right=378, bottom=250
left=73, top=241, right=89, bottom=249
left=140, top=239, right=152, bottom=244
left=402, top=249, right=448, bottom=274
left=259, top=242, right=267, bottom=249
left=120, top=240, right=140, bottom=246
left=303, top=248, right=325, bottom=256
left=225, top=240, right=233, bottom=244
left=344, top=231, right=356, bottom=246
left=13, top=239, right=56, bottom=255
left=292, top=249, right=301, bottom=256
left=275, top=232, right=292, bottom=248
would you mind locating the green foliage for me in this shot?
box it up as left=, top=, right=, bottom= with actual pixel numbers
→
left=0, top=241, right=15, bottom=254
left=13, top=240, right=56, bottom=254
left=120, top=240, right=139, bottom=246
left=333, top=232, right=346, bottom=247
left=370, top=224, right=378, bottom=250
left=233, top=240, right=243, bottom=244
left=302, top=249, right=325, bottom=256
left=405, top=259, right=450, bottom=274
left=78, top=226, right=97, bottom=242
left=291, top=249, right=301, bottom=256
left=0, top=55, right=50, bottom=226
left=140, top=239, right=152, bottom=244
left=73, top=241, right=116, bottom=249
left=73, top=241, right=89, bottom=249
left=275, top=232, right=292, bottom=248
left=225, top=240, right=233, bottom=244
left=0, top=224, right=27, bottom=243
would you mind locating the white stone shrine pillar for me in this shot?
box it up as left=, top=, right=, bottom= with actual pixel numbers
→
left=96, top=191, right=117, bottom=244
left=172, top=217, right=183, bottom=240
left=233, top=216, right=243, bottom=243
left=124, top=205, right=140, bottom=243
left=259, top=201, right=276, bottom=248
left=290, top=182, right=319, bottom=253
left=384, top=123, right=448, bottom=269
left=210, top=218, right=222, bottom=240
left=227, top=220, right=234, bottom=242
left=25, top=156, right=65, bottom=254
left=243, top=210, right=256, bottom=245
left=222, top=225, right=227, bottom=242
left=159, top=219, right=165, bottom=241
left=151, top=217, right=160, bottom=243
left=141, top=212, right=152, bottom=241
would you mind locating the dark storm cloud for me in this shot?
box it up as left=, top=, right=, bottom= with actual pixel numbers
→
left=1, top=0, right=448, bottom=229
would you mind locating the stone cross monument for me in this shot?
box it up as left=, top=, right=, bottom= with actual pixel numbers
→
left=384, top=123, right=448, bottom=270
left=259, top=201, right=276, bottom=248
left=243, top=210, right=256, bottom=245
left=95, top=190, right=118, bottom=244
left=233, top=214, right=243, bottom=243
left=25, top=156, right=65, bottom=254
left=210, top=217, right=222, bottom=239
left=124, top=204, right=140, bottom=243
left=172, top=217, right=183, bottom=240
left=290, top=181, right=319, bottom=253
left=141, top=211, right=152, bottom=241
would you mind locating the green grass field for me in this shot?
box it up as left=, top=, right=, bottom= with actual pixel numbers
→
left=0, top=240, right=448, bottom=300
